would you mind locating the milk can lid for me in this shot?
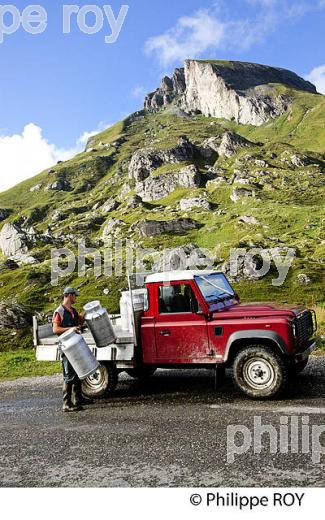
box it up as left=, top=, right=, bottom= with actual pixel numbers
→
left=84, top=300, right=101, bottom=313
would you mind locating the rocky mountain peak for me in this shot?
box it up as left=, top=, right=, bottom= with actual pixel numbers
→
left=144, top=59, right=317, bottom=126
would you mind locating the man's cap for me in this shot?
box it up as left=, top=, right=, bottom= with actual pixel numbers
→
left=63, top=287, right=80, bottom=296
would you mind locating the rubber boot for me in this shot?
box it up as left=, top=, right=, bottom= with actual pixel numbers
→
left=62, top=383, right=82, bottom=412
left=72, top=380, right=94, bottom=407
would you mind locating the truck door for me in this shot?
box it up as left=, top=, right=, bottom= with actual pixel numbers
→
left=154, top=281, right=211, bottom=363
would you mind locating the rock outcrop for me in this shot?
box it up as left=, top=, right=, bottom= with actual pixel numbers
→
left=144, top=68, right=186, bottom=111
left=201, top=131, right=252, bottom=158
left=136, top=164, right=202, bottom=201
left=137, top=218, right=199, bottom=237
left=0, top=223, right=36, bottom=264
left=0, top=300, right=32, bottom=330
left=145, top=60, right=316, bottom=126
left=128, top=136, right=194, bottom=182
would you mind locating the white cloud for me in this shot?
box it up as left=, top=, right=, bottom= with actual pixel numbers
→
left=131, top=85, right=147, bottom=98
left=305, top=65, right=325, bottom=94
left=0, top=122, right=108, bottom=193
left=145, top=9, right=225, bottom=68
left=145, top=1, right=325, bottom=67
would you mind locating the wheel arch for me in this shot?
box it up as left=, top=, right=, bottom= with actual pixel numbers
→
left=224, top=330, right=287, bottom=366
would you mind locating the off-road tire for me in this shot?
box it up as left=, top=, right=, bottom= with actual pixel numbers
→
left=232, top=345, right=288, bottom=399
left=125, top=367, right=157, bottom=380
left=81, top=363, right=118, bottom=399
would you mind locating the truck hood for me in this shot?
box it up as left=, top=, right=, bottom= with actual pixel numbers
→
left=213, top=302, right=305, bottom=320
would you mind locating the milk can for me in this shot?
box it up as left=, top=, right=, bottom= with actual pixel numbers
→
left=120, top=289, right=147, bottom=331
left=60, top=329, right=100, bottom=380
left=83, top=301, right=117, bottom=348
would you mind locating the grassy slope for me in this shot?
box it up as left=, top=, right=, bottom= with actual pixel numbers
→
left=0, top=83, right=324, bottom=379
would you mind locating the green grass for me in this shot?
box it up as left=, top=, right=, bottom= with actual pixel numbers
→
left=0, top=80, right=324, bottom=364
left=0, top=349, right=60, bottom=381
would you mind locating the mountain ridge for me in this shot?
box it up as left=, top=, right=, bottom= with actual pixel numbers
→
left=145, top=59, right=317, bottom=126
left=0, top=59, right=324, bottom=340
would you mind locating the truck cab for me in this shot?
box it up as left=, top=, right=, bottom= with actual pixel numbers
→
left=34, top=270, right=320, bottom=400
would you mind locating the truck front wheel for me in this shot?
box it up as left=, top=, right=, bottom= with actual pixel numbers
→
left=232, top=346, right=288, bottom=399
left=81, top=363, right=118, bottom=399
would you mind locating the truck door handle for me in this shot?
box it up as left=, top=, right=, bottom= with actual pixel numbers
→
left=160, top=330, right=171, bottom=336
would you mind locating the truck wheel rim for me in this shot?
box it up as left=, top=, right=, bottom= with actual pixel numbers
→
left=243, top=358, right=275, bottom=390
left=83, top=366, right=106, bottom=391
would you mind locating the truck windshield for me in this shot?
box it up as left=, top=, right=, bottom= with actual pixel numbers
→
left=194, top=273, right=235, bottom=309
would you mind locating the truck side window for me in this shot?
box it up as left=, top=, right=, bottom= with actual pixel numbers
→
left=158, top=284, right=200, bottom=314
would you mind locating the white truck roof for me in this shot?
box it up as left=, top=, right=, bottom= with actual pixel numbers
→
left=145, top=270, right=220, bottom=283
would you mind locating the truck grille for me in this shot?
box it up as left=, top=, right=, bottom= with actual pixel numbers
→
left=294, top=310, right=315, bottom=347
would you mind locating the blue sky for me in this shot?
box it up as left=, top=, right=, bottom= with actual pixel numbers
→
left=0, top=0, right=324, bottom=191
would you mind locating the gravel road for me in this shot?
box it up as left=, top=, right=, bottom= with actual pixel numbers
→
left=0, top=357, right=324, bottom=487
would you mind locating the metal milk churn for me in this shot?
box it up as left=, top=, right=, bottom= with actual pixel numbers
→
left=60, top=329, right=100, bottom=380
left=83, top=301, right=117, bottom=348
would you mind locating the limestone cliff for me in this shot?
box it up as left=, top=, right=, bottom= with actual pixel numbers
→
left=145, top=60, right=317, bottom=126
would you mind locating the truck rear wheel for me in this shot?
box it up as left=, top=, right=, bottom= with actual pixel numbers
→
left=232, top=345, right=288, bottom=399
left=81, top=363, right=117, bottom=399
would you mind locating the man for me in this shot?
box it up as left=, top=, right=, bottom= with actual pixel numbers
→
left=53, top=287, right=93, bottom=413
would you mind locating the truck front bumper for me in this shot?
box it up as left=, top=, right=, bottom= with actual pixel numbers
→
left=293, top=336, right=322, bottom=363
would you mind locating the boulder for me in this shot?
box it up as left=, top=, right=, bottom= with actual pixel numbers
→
left=46, top=179, right=71, bottom=191
left=126, top=195, right=143, bottom=209
left=0, top=301, right=32, bottom=330
left=52, top=210, right=68, bottom=223
left=152, top=243, right=213, bottom=271
left=206, top=177, right=227, bottom=189
left=179, top=197, right=211, bottom=211
left=0, top=223, right=29, bottom=258
left=218, top=131, right=252, bottom=157
left=102, top=219, right=125, bottom=239
left=255, top=159, right=269, bottom=168
left=290, top=154, right=308, bottom=167
left=297, top=273, right=311, bottom=285
left=101, top=199, right=119, bottom=214
left=0, top=223, right=37, bottom=264
left=137, top=218, right=199, bottom=237
left=231, top=188, right=255, bottom=202
left=238, top=215, right=259, bottom=225
left=30, top=184, right=42, bottom=192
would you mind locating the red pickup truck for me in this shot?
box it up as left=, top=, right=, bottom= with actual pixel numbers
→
left=35, top=270, right=320, bottom=399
